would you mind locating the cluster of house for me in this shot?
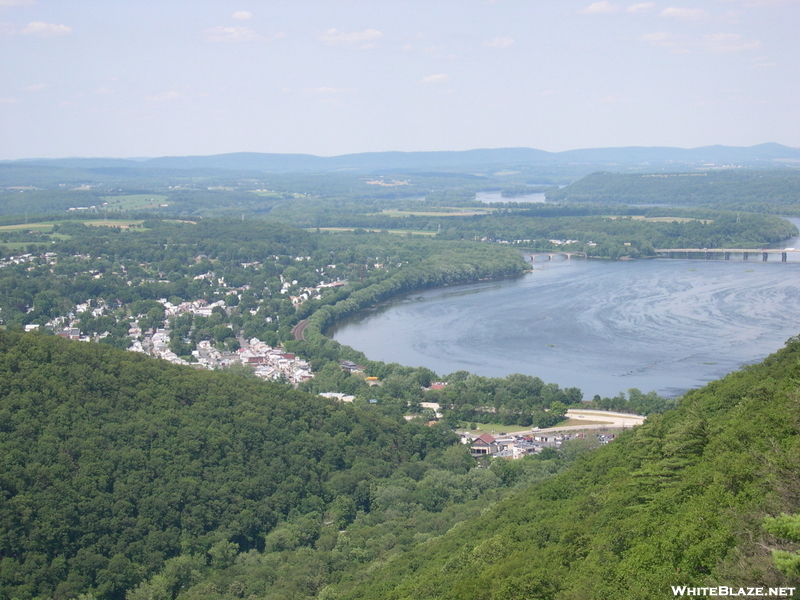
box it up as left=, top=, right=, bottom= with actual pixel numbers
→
left=0, top=251, right=58, bottom=270
left=28, top=299, right=112, bottom=340
left=364, top=178, right=410, bottom=187
left=289, top=280, right=345, bottom=307
left=126, top=326, right=186, bottom=363
left=186, top=272, right=345, bottom=310
left=340, top=360, right=365, bottom=374
left=127, top=332, right=314, bottom=384
left=475, top=237, right=597, bottom=247
left=28, top=324, right=104, bottom=341
left=235, top=338, right=313, bottom=384
left=159, top=297, right=229, bottom=318
left=465, top=431, right=593, bottom=460
left=67, top=205, right=101, bottom=211
left=128, top=328, right=186, bottom=364
left=319, top=392, right=356, bottom=403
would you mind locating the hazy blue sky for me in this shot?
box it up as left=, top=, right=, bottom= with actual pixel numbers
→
left=1, top=0, right=798, bottom=159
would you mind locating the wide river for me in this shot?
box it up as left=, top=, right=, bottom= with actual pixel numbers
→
left=331, top=222, right=800, bottom=399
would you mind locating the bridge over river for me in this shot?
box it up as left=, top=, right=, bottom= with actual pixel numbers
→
left=656, top=248, right=800, bottom=262
left=525, top=252, right=587, bottom=261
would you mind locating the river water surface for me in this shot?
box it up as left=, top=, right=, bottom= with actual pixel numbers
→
left=331, top=224, right=800, bottom=399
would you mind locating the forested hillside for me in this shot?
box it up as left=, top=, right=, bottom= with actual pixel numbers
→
left=331, top=336, right=800, bottom=599
left=0, top=332, right=458, bottom=600
left=548, top=170, right=800, bottom=214
left=4, top=330, right=799, bottom=600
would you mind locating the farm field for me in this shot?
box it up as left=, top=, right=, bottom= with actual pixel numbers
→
left=82, top=219, right=145, bottom=228
left=100, top=194, right=169, bottom=210
left=249, top=190, right=307, bottom=198
left=607, top=215, right=712, bottom=223
left=0, top=222, right=60, bottom=232
left=0, top=219, right=145, bottom=232
left=310, top=227, right=437, bottom=236
left=457, top=422, right=532, bottom=435
left=380, top=208, right=493, bottom=217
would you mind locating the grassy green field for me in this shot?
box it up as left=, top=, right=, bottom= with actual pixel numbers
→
left=0, top=222, right=59, bottom=232
left=380, top=208, right=493, bottom=217
left=456, top=418, right=614, bottom=435
left=607, top=215, right=712, bottom=223
left=0, top=220, right=150, bottom=249
left=0, top=219, right=146, bottom=232
left=0, top=218, right=196, bottom=250
left=0, top=242, right=38, bottom=250
left=551, top=418, right=608, bottom=428
left=457, top=422, right=531, bottom=435
left=101, top=194, right=169, bottom=210
left=310, top=227, right=437, bottom=236
left=83, top=219, right=145, bottom=228
left=249, top=191, right=307, bottom=198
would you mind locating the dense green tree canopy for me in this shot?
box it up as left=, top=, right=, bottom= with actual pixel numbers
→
left=0, top=332, right=456, bottom=600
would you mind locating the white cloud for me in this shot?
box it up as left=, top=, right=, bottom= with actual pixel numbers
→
left=23, top=83, right=46, bottom=91
left=0, top=97, right=19, bottom=105
left=21, top=21, right=72, bottom=36
left=600, top=94, right=635, bottom=102
left=626, top=2, right=656, bottom=11
left=721, top=9, right=745, bottom=22
left=639, top=31, right=692, bottom=52
left=482, top=36, right=514, bottom=48
left=231, top=11, right=252, bottom=20
left=0, top=0, right=34, bottom=6
left=94, top=87, right=113, bottom=95
left=704, top=32, right=761, bottom=52
left=640, top=31, right=675, bottom=45
left=639, top=30, right=761, bottom=53
left=310, top=87, right=343, bottom=94
left=320, top=28, right=382, bottom=48
left=205, top=26, right=258, bottom=42
left=581, top=1, right=621, bottom=14
left=146, top=90, right=181, bottom=102
left=421, top=74, right=449, bottom=84
left=751, top=55, right=776, bottom=68
left=659, top=7, right=710, bottom=20
left=715, top=0, right=800, bottom=6
left=581, top=1, right=656, bottom=13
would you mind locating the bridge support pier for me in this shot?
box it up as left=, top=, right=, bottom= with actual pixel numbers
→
left=656, top=249, right=796, bottom=262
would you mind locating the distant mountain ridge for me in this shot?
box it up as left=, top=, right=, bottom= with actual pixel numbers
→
left=5, top=143, right=799, bottom=173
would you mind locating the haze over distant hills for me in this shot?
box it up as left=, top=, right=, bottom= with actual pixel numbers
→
left=4, top=143, right=799, bottom=173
